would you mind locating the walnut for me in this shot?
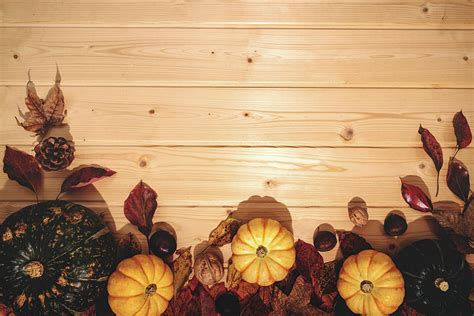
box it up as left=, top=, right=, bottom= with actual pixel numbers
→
left=194, top=250, right=224, bottom=286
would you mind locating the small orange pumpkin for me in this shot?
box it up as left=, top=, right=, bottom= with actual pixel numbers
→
left=231, top=218, right=295, bottom=286
left=337, top=249, right=405, bottom=316
left=108, top=254, right=174, bottom=316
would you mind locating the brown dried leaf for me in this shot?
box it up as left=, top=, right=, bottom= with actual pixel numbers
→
left=117, top=232, right=142, bottom=261
left=16, top=67, right=65, bottom=136
left=3, top=146, right=42, bottom=195
left=317, top=261, right=340, bottom=294
left=271, top=275, right=314, bottom=314
left=453, top=110, right=472, bottom=150
left=241, top=294, right=272, bottom=316
left=173, top=246, right=193, bottom=294
left=123, top=181, right=157, bottom=237
left=433, top=204, right=474, bottom=243
left=226, top=259, right=242, bottom=289
left=208, top=215, right=241, bottom=247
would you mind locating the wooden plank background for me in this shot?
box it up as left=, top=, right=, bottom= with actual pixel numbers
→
left=0, top=0, right=473, bottom=269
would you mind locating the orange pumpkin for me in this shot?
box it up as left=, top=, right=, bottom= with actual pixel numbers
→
left=108, top=254, right=174, bottom=316
left=231, top=218, right=295, bottom=286
left=337, top=250, right=405, bottom=316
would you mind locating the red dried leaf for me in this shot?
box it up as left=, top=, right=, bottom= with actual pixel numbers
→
left=230, top=280, right=259, bottom=304
left=447, top=158, right=471, bottom=203
left=418, top=125, right=443, bottom=196
left=206, top=282, right=226, bottom=300
left=400, top=179, right=433, bottom=212
left=60, top=165, right=116, bottom=194
left=197, top=285, right=218, bottom=316
left=337, top=231, right=372, bottom=258
left=295, top=240, right=324, bottom=284
left=123, top=180, right=158, bottom=236
left=16, top=67, right=65, bottom=136
left=241, top=294, right=271, bottom=316
left=3, top=146, right=42, bottom=195
left=275, top=268, right=300, bottom=296
left=453, top=110, right=472, bottom=150
left=0, top=304, right=14, bottom=316
left=163, top=287, right=198, bottom=316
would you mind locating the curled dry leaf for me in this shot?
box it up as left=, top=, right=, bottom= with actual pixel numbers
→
left=226, top=259, right=242, bottom=289
left=197, top=284, right=218, bottom=316
left=60, top=165, right=116, bottom=194
left=208, top=215, right=240, bottom=247
left=3, top=146, right=42, bottom=195
left=447, top=158, right=471, bottom=203
left=418, top=125, right=443, bottom=196
left=432, top=207, right=474, bottom=248
left=117, top=232, right=142, bottom=261
left=123, top=181, right=157, bottom=237
left=173, top=246, right=193, bottom=294
left=337, top=231, right=372, bottom=258
left=400, top=179, right=433, bottom=212
left=453, top=111, right=472, bottom=151
left=275, top=268, right=300, bottom=296
left=241, top=293, right=271, bottom=316
left=16, top=67, right=65, bottom=136
left=0, top=303, right=14, bottom=316
left=163, top=287, right=197, bottom=316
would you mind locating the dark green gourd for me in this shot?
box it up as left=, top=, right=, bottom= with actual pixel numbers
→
left=396, top=239, right=472, bottom=316
left=0, top=200, right=116, bottom=315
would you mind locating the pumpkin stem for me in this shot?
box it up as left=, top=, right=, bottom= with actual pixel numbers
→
left=434, top=278, right=449, bottom=292
left=145, top=284, right=157, bottom=296
left=360, top=280, right=373, bottom=294
left=23, top=261, right=44, bottom=278
left=256, top=246, right=268, bottom=258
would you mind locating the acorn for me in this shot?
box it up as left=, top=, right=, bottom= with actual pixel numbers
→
left=313, top=230, right=337, bottom=252
left=348, top=206, right=369, bottom=227
left=384, top=213, right=408, bottom=237
left=149, top=230, right=177, bottom=258
left=194, top=250, right=224, bottom=286
left=215, top=292, right=240, bottom=315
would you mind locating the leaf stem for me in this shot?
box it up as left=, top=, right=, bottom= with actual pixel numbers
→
left=435, top=172, right=440, bottom=197
left=55, top=192, right=62, bottom=200
left=452, top=146, right=460, bottom=159
left=146, top=234, right=151, bottom=255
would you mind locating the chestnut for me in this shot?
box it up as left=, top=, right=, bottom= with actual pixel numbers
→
left=313, top=230, right=337, bottom=252
left=149, top=230, right=177, bottom=258
left=384, top=213, right=407, bottom=237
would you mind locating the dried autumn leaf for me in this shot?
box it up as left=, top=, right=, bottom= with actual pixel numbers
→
left=208, top=215, right=240, bottom=247
left=16, top=67, right=65, bottom=136
left=432, top=206, right=474, bottom=245
left=0, top=304, right=14, bottom=316
left=226, top=259, right=242, bottom=289
left=173, top=246, right=193, bottom=294
left=60, top=165, right=116, bottom=194
left=400, top=179, right=433, bottom=212
left=117, top=232, right=142, bottom=261
left=271, top=276, right=314, bottom=314
left=419, top=125, right=443, bottom=196
left=241, top=293, right=272, bottom=316
left=337, top=231, right=372, bottom=258
left=230, top=280, right=259, bottom=304
left=275, top=268, right=300, bottom=296
left=163, top=287, right=198, bottom=316
left=3, top=146, right=42, bottom=195
left=294, top=239, right=324, bottom=285
left=123, top=181, right=157, bottom=236
left=197, top=284, right=218, bottom=316
left=317, top=261, right=340, bottom=294
left=447, top=158, right=471, bottom=203
left=453, top=110, right=472, bottom=151
left=206, top=282, right=226, bottom=300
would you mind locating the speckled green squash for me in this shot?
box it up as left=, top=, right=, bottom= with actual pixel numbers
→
left=0, top=200, right=116, bottom=315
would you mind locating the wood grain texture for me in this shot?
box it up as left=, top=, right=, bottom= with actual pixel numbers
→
left=0, top=201, right=444, bottom=264
left=1, top=28, right=473, bottom=87
left=1, top=0, right=473, bottom=29
left=1, top=87, right=473, bottom=147
left=1, top=146, right=472, bottom=207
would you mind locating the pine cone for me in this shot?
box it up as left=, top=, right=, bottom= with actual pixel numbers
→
left=34, top=137, right=75, bottom=171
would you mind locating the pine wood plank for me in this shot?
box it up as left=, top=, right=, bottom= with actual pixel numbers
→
left=1, top=0, right=473, bottom=29
left=1, top=146, right=472, bottom=207
left=1, top=28, right=473, bottom=87
left=0, top=202, right=443, bottom=264
left=1, top=87, right=473, bottom=147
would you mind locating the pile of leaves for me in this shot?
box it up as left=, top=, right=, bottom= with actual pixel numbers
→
left=401, top=111, right=473, bottom=253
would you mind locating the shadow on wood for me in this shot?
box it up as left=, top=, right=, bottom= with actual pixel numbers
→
left=232, top=195, right=293, bottom=234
